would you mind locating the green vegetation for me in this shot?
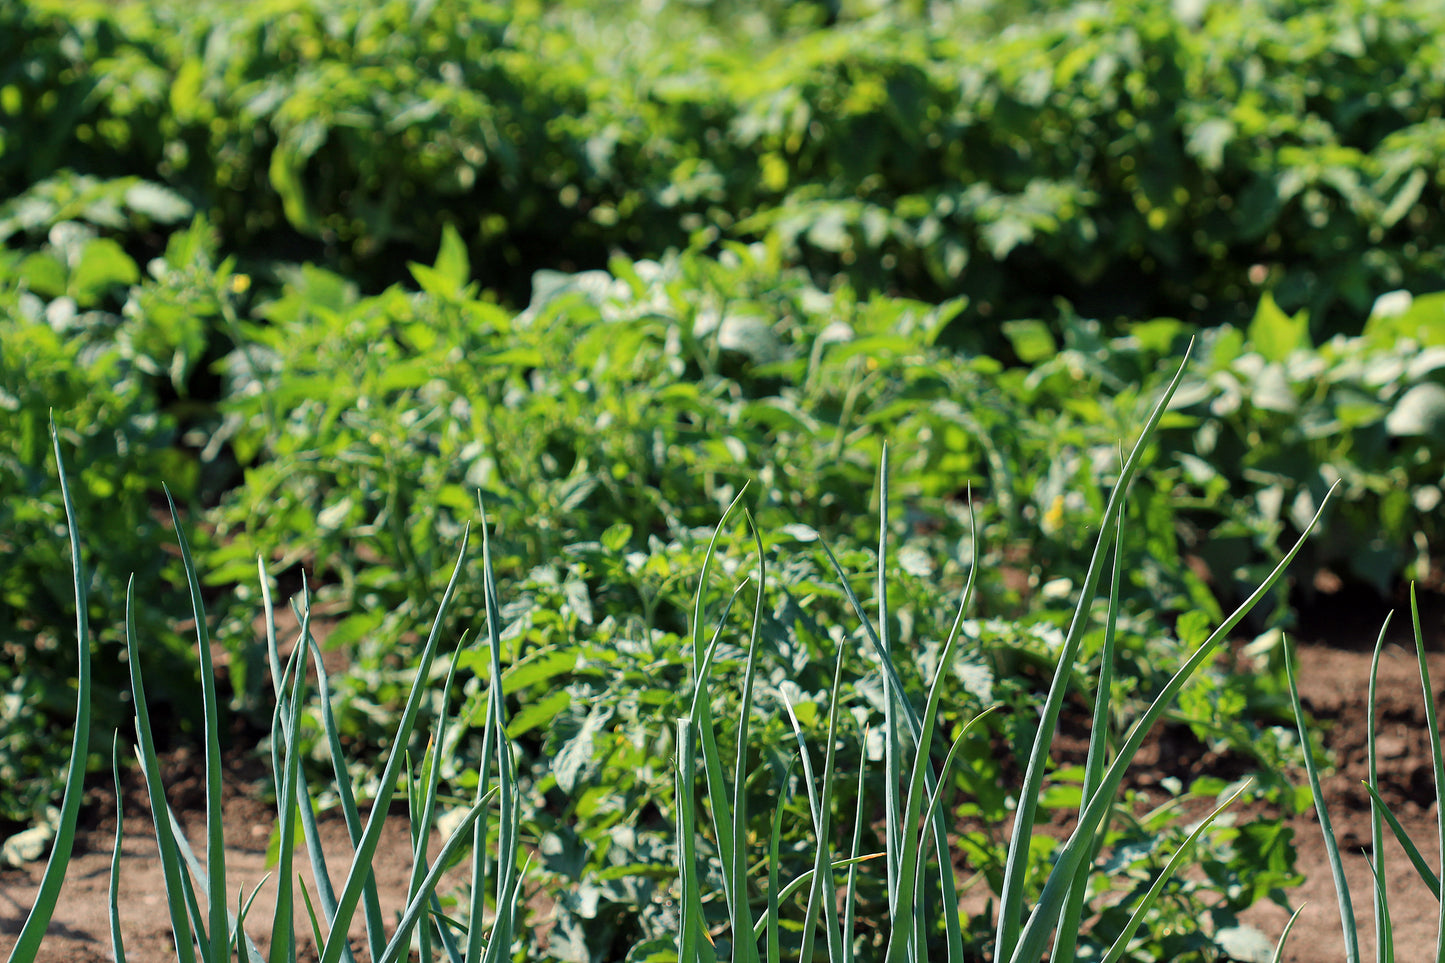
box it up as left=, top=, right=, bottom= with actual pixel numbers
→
left=7, top=414, right=1324, bottom=962
left=7, top=0, right=1445, bottom=324
left=5, top=0, right=1445, bottom=959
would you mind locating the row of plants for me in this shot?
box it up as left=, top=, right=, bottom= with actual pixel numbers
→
left=11, top=402, right=1444, bottom=962
left=0, top=411, right=1322, bottom=962
left=7, top=210, right=1445, bottom=956
left=7, top=0, right=1445, bottom=328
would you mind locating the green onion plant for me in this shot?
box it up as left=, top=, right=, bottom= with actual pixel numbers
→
left=671, top=351, right=1339, bottom=963
left=6, top=425, right=519, bottom=963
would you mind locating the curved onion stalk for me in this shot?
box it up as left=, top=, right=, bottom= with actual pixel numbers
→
left=259, top=572, right=359, bottom=963
left=779, top=653, right=846, bottom=963
left=153, top=753, right=265, bottom=962
left=676, top=491, right=758, bottom=963
left=688, top=487, right=751, bottom=917
left=880, top=492, right=983, bottom=963
left=1097, top=780, right=1252, bottom=963
left=887, top=705, right=999, bottom=963
left=269, top=610, right=310, bottom=963
left=465, top=496, right=520, bottom=963
left=299, top=885, right=325, bottom=956
left=477, top=508, right=523, bottom=963
left=265, top=572, right=386, bottom=961
left=996, top=348, right=1193, bottom=961
left=125, top=576, right=203, bottom=963
left=1286, top=634, right=1358, bottom=963
left=1407, top=585, right=1445, bottom=963
left=842, top=727, right=870, bottom=963
left=376, top=792, right=494, bottom=963
left=1364, top=857, right=1395, bottom=963
left=237, top=881, right=269, bottom=957
left=5, top=427, right=92, bottom=963
left=764, top=760, right=794, bottom=963
left=1052, top=492, right=1126, bottom=963
left=403, top=646, right=463, bottom=963
left=108, top=734, right=127, bottom=963
left=877, top=449, right=904, bottom=935
left=1008, top=482, right=1336, bottom=963
left=675, top=713, right=717, bottom=963
left=1362, top=782, right=1441, bottom=898
left=725, top=511, right=768, bottom=963
left=164, top=486, right=230, bottom=963
left=1367, top=615, right=1395, bottom=963
left=318, top=529, right=471, bottom=963
left=1269, top=904, right=1307, bottom=963
left=682, top=507, right=767, bottom=963
left=748, top=852, right=886, bottom=941
left=1294, top=585, right=1445, bottom=963
left=814, top=450, right=978, bottom=963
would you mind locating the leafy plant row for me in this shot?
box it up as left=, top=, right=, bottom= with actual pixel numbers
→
left=6, top=210, right=1445, bottom=822
left=9, top=220, right=1445, bottom=957
left=6, top=411, right=1326, bottom=963
left=7, top=0, right=1445, bottom=329
left=18, top=398, right=1445, bottom=962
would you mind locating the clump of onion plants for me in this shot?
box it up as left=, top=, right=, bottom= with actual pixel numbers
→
left=7, top=424, right=521, bottom=963
left=671, top=351, right=1327, bottom=963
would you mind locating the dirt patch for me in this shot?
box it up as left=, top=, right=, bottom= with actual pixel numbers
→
left=1240, top=584, right=1445, bottom=963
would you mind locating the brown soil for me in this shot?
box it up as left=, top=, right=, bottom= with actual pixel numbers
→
left=2, top=585, right=1443, bottom=962
left=1240, top=584, right=1445, bottom=963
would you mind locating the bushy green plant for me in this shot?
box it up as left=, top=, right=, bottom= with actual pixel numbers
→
left=203, top=239, right=1382, bottom=958
left=1164, top=289, right=1445, bottom=608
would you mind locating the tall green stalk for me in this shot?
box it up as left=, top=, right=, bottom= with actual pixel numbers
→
left=5, top=426, right=92, bottom=963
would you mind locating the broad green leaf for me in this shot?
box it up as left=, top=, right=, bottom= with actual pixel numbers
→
left=1002, top=319, right=1057, bottom=363
left=554, top=704, right=614, bottom=793
left=1366, top=290, right=1445, bottom=347
left=1248, top=291, right=1310, bottom=361
left=72, top=237, right=139, bottom=304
